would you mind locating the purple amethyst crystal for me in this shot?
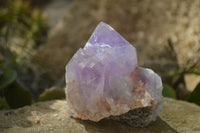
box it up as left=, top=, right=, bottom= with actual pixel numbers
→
left=65, top=22, right=163, bottom=127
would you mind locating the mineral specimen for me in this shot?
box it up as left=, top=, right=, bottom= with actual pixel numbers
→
left=65, top=22, right=163, bottom=127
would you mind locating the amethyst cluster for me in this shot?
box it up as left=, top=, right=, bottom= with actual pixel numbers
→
left=65, top=22, right=163, bottom=127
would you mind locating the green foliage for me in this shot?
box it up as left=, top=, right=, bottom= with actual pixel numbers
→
left=170, top=68, right=200, bottom=105
left=28, top=9, right=48, bottom=46
left=0, top=0, right=48, bottom=109
left=0, top=66, right=31, bottom=109
left=169, top=71, right=183, bottom=77
left=0, top=67, right=17, bottom=91
left=0, top=97, right=10, bottom=110
left=189, top=70, right=200, bottom=76
left=0, top=0, right=48, bottom=63
left=187, top=83, right=200, bottom=105
left=38, top=87, right=65, bottom=102
left=169, top=70, right=200, bottom=77
left=4, top=81, right=32, bottom=109
left=163, top=84, right=177, bottom=98
left=0, top=0, right=48, bottom=41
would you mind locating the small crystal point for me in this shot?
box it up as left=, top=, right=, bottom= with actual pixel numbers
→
left=85, top=22, right=130, bottom=48
left=65, top=22, right=163, bottom=127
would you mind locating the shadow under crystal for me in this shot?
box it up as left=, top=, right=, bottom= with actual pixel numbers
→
left=75, top=116, right=178, bottom=133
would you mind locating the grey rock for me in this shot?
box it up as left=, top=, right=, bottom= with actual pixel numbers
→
left=0, top=98, right=200, bottom=133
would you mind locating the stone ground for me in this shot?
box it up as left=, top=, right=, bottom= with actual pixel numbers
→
left=0, top=98, right=200, bottom=133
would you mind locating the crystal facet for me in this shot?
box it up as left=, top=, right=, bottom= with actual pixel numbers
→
left=65, top=22, right=163, bottom=127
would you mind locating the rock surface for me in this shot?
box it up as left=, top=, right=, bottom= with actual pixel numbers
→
left=0, top=98, right=200, bottom=133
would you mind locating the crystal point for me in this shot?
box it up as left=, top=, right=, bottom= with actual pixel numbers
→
left=65, top=22, right=163, bottom=127
left=86, top=22, right=130, bottom=48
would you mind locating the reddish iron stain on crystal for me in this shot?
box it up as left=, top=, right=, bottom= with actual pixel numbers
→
left=130, top=72, right=135, bottom=81
left=65, top=22, right=163, bottom=123
left=100, top=97, right=111, bottom=112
